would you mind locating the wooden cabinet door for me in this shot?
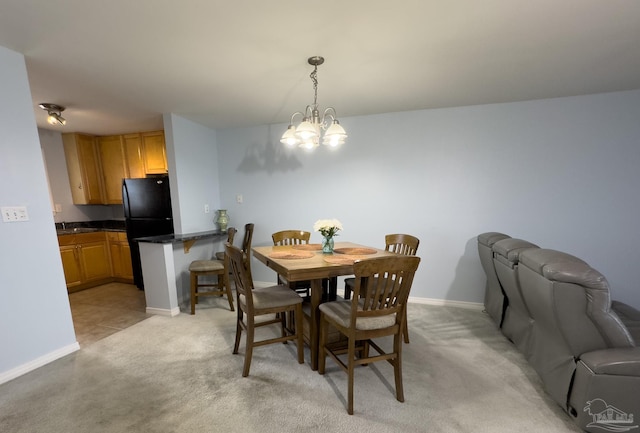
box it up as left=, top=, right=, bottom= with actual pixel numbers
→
left=142, top=131, right=168, bottom=174
left=121, top=243, right=133, bottom=280
left=123, top=133, right=146, bottom=178
left=98, top=135, right=127, bottom=204
left=78, top=241, right=111, bottom=282
left=60, top=245, right=82, bottom=288
left=107, top=232, right=133, bottom=281
left=62, top=133, right=106, bottom=204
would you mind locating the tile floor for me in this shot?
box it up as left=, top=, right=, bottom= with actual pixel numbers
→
left=68, top=282, right=150, bottom=347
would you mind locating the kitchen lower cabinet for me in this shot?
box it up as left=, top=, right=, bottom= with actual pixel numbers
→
left=107, top=232, right=133, bottom=282
left=58, top=232, right=112, bottom=292
left=60, top=245, right=83, bottom=288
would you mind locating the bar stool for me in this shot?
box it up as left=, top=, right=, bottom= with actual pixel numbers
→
left=188, top=228, right=237, bottom=314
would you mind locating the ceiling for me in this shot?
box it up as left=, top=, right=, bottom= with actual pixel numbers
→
left=1, top=1, right=640, bottom=136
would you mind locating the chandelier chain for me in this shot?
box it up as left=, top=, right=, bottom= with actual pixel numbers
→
left=310, top=65, right=319, bottom=107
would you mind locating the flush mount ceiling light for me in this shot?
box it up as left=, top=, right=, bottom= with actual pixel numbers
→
left=280, top=56, right=347, bottom=150
left=38, top=103, right=67, bottom=126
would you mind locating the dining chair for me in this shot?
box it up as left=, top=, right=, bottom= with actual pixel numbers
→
left=214, top=227, right=237, bottom=261
left=272, top=229, right=338, bottom=301
left=226, top=242, right=304, bottom=377
left=219, top=223, right=254, bottom=285
left=318, top=255, right=421, bottom=415
left=188, top=228, right=237, bottom=314
left=272, top=230, right=313, bottom=298
left=343, top=233, right=420, bottom=343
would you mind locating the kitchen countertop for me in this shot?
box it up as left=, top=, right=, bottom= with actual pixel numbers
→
left=55, top=219, right=126, bottom=236
left=135, top=230, right=226, bottom=244
left=56, top=227, right=126, bottom=235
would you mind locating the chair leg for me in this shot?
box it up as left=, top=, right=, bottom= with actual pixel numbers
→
left=344, top=280, right=352, bottom=300
left=190, top=272, right=197, bottom=315
left=233, top=309, right=243, bottom=355
left=403, top=322, right=410, bottom=344
left=280, top=311, right=287, bottom=339
left=295, top=305, right=304, bottom=364
left=347, top=337, right=356, bottom=415
left=403, top=305, right=410, bottom=343
left=318, top=314, right=328, bottom=374
left=394, top=333, right=405, bottom=402
left=223, top=271, right=234, bottom=311
left=242, top=315, right=255, bottom=377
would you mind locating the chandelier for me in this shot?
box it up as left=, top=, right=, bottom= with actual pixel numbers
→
left=280, top=56, right=347, bottom=150
left=39, top=103, right=67, bottom=126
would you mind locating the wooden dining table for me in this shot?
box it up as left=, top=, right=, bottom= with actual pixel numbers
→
left=252, top=241, right=396, bottom=370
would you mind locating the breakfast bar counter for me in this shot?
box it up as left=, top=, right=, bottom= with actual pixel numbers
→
left=137, top=230, right=227, bottom=316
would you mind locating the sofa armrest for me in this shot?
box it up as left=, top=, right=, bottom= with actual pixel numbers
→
left=612, top=300, right=640, bottom=343
left=580, top=347, right=640, bottom=376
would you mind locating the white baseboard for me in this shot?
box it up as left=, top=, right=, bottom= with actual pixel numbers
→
left=146, top=306, right=181, bottom=317
left=254, top=281, right=483, bottom=310
left=0, top=342, right=80, bottom=385
left=408, top=296, right=484, bottom=310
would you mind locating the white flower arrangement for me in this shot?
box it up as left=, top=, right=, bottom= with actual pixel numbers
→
left=313, top=219, right=343, bottom=238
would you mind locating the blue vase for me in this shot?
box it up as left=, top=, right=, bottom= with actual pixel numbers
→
left=322, top=236, right=334, bottom=254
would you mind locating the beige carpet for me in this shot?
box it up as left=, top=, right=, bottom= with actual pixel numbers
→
left=0, top=301, right=582, bottom=432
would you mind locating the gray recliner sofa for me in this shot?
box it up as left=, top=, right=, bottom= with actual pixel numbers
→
left=518, top=248, right=640, bottom=432
left=477, top=232, right=511, bottom=326
left=492, top=237, right=539, bottom=358
left=477, top=234, right=640, bottom=432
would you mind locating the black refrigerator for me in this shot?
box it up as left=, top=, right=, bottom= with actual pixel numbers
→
left=122, top=176, right=174, bottom=289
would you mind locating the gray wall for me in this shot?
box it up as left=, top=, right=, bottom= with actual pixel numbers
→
left=216, top=90, right=640, bottom=307
left=0, top=46, right=77, bottom=381
left=164, top=113, right=221, bottom=235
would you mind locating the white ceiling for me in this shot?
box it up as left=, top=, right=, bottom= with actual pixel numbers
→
left=1, top=0, right=640, bottom=136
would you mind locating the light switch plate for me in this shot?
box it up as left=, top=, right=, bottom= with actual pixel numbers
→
left=1, top=206, right=29, bottom=222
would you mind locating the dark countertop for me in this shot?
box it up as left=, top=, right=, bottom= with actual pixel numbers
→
left=56, top=219, right=126, bottom=235
left=134, top=230, right=226, bottom=244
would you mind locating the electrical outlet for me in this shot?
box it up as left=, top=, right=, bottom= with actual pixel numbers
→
left=236, top=194, right=243, bottom=204
left=1, top=206, right=29, bottom=222
left=204, top=204, right=210, bottom=213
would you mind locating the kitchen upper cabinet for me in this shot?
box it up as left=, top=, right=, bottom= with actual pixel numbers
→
left=62, top=133, right=106, bottom=205
left=97, top=135, right=127, bottom=204
left=123, top=133, right=146, bottom=179
left=142, top=131, right=168, bottom=174
left=62, top=130, right=167, bottom=205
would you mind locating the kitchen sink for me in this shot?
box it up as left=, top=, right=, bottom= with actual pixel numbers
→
left=57, top=228, right=99, bottom=235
